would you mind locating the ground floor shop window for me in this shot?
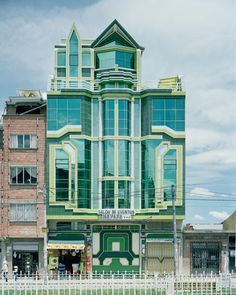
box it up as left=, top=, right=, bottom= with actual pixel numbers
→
left=191, top=242, right=220, bottom=274
left=12, top=251, right=38, bottom=274
left=48, top=249, right=84, bottom=274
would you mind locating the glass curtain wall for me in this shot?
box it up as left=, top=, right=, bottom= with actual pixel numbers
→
left=163, top=150, right=177, bottom=201
left=103, top=100, right=115, bottom=135
left=152, top=98, right=185, bottom=131
left=118, top=181, right=130, bottom=208
left=55, top=149, right=69, bottom=202
left=118, top=100, right=130, bottom=136
left=102, top=99, right=131, bottom=209
left=102, top=181, right=114, bottom=208
left=118, top=141, right=130, bottom=176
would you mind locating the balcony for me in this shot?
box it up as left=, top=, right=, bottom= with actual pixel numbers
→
left=49, top=76, right=184, bottom=93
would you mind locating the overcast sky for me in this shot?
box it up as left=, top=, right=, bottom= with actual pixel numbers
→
left=0, top=0, right=235, bottom=224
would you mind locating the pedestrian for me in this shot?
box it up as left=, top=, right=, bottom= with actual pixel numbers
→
left=13, top=265, right=18, bottom=281
left=2, top=260, right=8, bottom=282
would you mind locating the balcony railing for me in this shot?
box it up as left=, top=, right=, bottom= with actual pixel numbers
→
left=49, top=79, right=184, bottom=92
left=49, top=80, right=95, bottom=92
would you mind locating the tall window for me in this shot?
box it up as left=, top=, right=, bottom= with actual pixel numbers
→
left=57, top=52, right=66, bottom=66
left=10, top=167, right=37, bottom=185
left=118, top=141, right=130, bottom=176
left=103, top=100, right=115, bottom=135
left=152, top=98, right=185, bottom=131
left=69, top=31, right=78, bottom=77
left=163, top=150, right=177, bottom=201
left=10, top=135, right=37, bottom=149
left=10, top=204, right=37, bottom=222
left=118, top=100, right=130, bottom=136
left=55, top=149, right=69, bottom=202
left=118, top=181, right=130, bottom=208
left=57, top=51, right=66, bottom=77
left=103, top=140, right=114, bottom=176
left=82, top=52, right=91, bottom=66
left=102, top=181, right=114, bottom=208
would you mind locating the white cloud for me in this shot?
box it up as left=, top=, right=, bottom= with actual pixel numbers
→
left=194, top=214, right=205, bottom=221
left=209, top=211, right=229, bottom=220
left=189, top=187, right=215, bottom=197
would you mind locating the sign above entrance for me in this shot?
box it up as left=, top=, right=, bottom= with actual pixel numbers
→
left=47, top=240, right=85, bottom=250
left=98, top=209, right=135, bottom=220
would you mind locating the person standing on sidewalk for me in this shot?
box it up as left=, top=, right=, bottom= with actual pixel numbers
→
left=2, top=260, right=8, bottom=282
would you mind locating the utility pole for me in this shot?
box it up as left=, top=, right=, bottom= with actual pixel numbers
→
left=171, top=184, right=178, bottom=275
left=43, top=185, right=48, bottom=274
left=38, top=186, right=48, bottom=274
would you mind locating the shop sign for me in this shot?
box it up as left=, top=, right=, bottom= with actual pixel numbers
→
left=41, top=227, right=49, bottom=233
left=98, top=209, right=135, bottom=220
left=47, top=243, right=85, bottom=250
left=146, top=238, right=173, bottom=243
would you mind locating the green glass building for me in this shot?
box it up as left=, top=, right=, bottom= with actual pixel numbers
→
left=47, top=20, right=185, bottom=273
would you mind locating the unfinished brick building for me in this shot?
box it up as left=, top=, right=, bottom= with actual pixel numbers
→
left=0, top=90, right=46, bottom=274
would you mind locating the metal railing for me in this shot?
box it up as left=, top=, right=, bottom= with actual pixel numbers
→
left=49, top=79, right=184, bottom=93
left=50, top=80, right=95, bottom=91
left=1, top=272, right=234, bottom=295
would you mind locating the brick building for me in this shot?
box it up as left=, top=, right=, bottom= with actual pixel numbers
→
left=0, top=90, right=46, bottom=274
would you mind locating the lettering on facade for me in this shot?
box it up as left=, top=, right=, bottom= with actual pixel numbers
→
left=98, top=209, right=135, bottom=220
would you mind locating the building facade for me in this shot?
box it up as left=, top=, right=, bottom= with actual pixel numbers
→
left=0, top=91, right=46, bottom=274
left=183, top=211, right=236, bottom=275
left=45, top=20, right=186, bottom=273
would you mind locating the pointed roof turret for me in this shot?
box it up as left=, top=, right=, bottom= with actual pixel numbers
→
left=91, top=19, right=144, bottom=51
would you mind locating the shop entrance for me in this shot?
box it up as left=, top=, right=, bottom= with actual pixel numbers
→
left=13, top=252, right=38, bottom=274
left=48, top=249, right=82, bottom=274
left=191, top=242, right=220, bottom=274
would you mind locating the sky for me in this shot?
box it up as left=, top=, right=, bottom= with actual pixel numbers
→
left=0, top=0, right=235, bottom=224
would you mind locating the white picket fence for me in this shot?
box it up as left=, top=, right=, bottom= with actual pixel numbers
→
left=0, top=273, right=235, bottom=295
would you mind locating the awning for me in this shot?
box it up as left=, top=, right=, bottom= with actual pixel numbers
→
left=47, top=240, right=85, bottom=250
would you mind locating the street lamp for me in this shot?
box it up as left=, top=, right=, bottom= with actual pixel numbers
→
left=171, top=184, right=178, bottom=275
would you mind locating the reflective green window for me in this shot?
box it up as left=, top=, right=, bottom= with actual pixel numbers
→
left=102, top=181, right=114, bottom=208
left=116, top=51, right=134, bottom=69
left=82, top=52, right=91, bottom=66
left=152, top=98, right=185, bottom=131
left=74, top=140, right=91, bottom=209
left=118, top=100, right=130, bottom=136
left=57, top=52, right=66, bottom=67
left=96, top=51, right=115, bottom=69
left=103, top=140, right=114, bottom=176
left=96, top=51, right=134, bottom=69
left=118, top=181, right=130, bottom=208
left=103, top=100, right=114, bottom=135
left=69, top=31, right=78, bottom=77
left=118, top=141, right=130, bottom=176
left=82, top=68, right=91, bottom=77
left=47, top=97, right=81, bottom=131
left=70, top=66, right=78, bottom=77
left=69, top=55, right=78, bottom=66
left=70, top=31, right=78, bottom=54
left=141, top=140, right=161, bottom=209
left=163, top=150, right=177, bottom=201
left=57, top=68, right=66, bottom=77
left=55, top=149, right=69, bottom=202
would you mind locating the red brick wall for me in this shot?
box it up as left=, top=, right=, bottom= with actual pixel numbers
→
left=1, top=114, right=46, bottom=239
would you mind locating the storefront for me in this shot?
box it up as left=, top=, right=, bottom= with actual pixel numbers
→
left=11, top=241, right=42, bottom=274
left=47, top=240, right=86, bottom=274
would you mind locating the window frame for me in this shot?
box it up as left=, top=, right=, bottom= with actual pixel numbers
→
left=9, top=203, right=37, bottom=222
left=10, top=134, right=37, bottom=149
left=10, top=166, right=37, bottom=185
